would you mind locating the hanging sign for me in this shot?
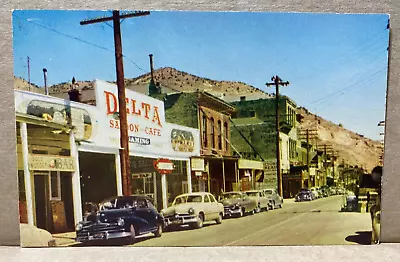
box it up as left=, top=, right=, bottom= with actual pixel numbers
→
left=153, top=158, right=174, bottom=174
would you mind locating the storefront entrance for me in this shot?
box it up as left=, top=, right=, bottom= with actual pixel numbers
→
left=33, top=171, right=74, bottom=233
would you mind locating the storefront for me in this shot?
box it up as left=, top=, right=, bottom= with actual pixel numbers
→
left=15, top=111, right=80, bottom=233
left=237, top=159, right=265, bottom=191
left=15, top=80, right=200, bottom=228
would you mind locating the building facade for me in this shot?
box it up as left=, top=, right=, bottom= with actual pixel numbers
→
left=15, top=80, right=201, bottom=233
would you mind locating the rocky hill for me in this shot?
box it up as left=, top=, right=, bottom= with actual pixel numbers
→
left=13, top=67, right=383, bottom=172
left=297, top=107, right=383, bottom=172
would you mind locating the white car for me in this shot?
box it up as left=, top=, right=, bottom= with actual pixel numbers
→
left=161, top=192, right=224, bottom=229
left=244, top=190, right=270, bottom=212
left=310, top=187, right=321, bottom=199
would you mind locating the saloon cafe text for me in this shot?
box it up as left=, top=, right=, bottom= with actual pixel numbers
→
left=15, top=80, right=200, bottom=233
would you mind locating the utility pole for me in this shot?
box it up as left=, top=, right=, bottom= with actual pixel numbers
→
left=43, top=68, right=48, bottom=95
left=266, top=75, right=289, bottom=197
left=299, top=128, right=317, bottom=187
left=27, top=56, right=31, bottom=91
left=80, top=10, right=150, bottom=196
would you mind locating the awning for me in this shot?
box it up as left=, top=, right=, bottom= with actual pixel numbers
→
left=16, top=112, right=71, bottom=131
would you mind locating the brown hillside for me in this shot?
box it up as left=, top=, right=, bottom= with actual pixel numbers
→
left=126, top=67, right=272, bottom=99
left=297, top=107, right=383, bottom=173
left=13, top=68, right=382, bottom=172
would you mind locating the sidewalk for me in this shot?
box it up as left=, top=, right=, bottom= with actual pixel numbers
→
left=52, top=231, right=77, bottom=247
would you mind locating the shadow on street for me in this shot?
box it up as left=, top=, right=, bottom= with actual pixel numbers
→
left=345, top=231, right=372, bottom=245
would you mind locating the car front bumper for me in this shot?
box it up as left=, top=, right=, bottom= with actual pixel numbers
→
left=164, top=215, right=199, bottom=226
left=76, top=230, right=131, bottom=242
left=223, top=207, right=242, bottom=217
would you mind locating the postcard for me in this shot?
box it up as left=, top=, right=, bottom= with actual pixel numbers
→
left=12, top=10, right=388, bottom=247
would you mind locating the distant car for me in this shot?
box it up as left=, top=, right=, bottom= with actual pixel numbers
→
left=310, top=187, right=321, bottom=199
left=262, top=189, right=283, bottom=209
left=161, top=192, right=224, bottom=229
left=299, top=188, right=316, bottom=200
left=244, top=190, right=270, bottom=212
left=295, top=191, right=313, bottom=202
left=218, top=191, right=258, bottom=217
left=75, top=196, right=164, bottom=245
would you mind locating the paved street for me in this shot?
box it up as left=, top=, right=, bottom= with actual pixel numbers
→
left=53, top=195, right=373, bottom=247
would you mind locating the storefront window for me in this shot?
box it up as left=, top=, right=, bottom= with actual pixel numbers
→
left=224, top=122, right=228, bottom=151
left=166, top=160, right=188, bottom=204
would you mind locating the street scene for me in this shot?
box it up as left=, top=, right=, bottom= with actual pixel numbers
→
left=13, top=10, right=388, bottom=247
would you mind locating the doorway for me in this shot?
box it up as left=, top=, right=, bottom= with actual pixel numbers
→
left=34, top=173, right=52, bottom=232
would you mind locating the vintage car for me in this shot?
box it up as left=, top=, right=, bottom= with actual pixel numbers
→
left=161, top=192, right=224, bottom=229
left=75, top=196, right=164, bottom=245
left=244, top=190, right=270, bottom=212
left=262, top=188, right=283, bottom=209
left=295, top=191, right=313, bottom=202
left=218, top=191, right=258, bottom=217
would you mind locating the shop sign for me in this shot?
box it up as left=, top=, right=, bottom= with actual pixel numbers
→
left=129, top=136, right=150, bottom=146
left=191, top=158, right=205, bottom=171
left=132, top=173, right=151, bottom=179
left=28, top=154, right=75, bottom=172
left=238, top=159, right=264, bottom=170
left=195, top=171, right=202, bottom=177
left=14, top=90, right=94, bottom=141
left=153, top=159, right=174, bottom=174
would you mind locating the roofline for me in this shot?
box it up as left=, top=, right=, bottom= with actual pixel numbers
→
left=199, top=91, right=236, bottom=110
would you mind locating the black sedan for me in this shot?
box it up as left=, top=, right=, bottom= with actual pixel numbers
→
left=75, top=196, right=164, bottom=245
left=295, top=192, right=314, bottom=202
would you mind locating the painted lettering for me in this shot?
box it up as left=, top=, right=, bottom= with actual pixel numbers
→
left=131, top=99, right=141, bottom=116
left=152, top=106, right=162, bottom=127
left=142, top=102, right=151, bottom=119
left=104, top=91, right=118, bottom=115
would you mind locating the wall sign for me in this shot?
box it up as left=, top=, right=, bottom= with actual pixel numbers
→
left=191, top=158, right=205, bottom=171
left=153, top=159, right=174, bottom=174
left=28, top=154, right=75, bottom=172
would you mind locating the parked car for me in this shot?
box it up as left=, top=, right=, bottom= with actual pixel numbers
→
left=218, top=191, right=258, bottom=218
left=75, top=195, right=164, bottom=245
left=262, top=189, right=283, bottom=209
left=295, top=191, right=313, bottom=202
left=299, top=188, right=316, bottom=200
left=161, top=192, right=224, bottom=230
left=244, top=190, right=270, bottom=212
left=310, top=187, right=321, bottom=199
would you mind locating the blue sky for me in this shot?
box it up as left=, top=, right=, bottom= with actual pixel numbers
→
left=13, top=10, right=389, bottom=141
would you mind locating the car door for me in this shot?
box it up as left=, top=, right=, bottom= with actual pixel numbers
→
left=260, top=192, right=268, bottom=208
left=132, top=199, right=154, bottom=233
left=209, top=194, right=221, bottom=219
left=202, top=194, right=212, bottom=221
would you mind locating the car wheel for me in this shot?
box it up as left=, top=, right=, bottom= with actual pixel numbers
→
left=126, top=225, right=136, bottom=245
left=255, top=204, right=261, bottom=213
left=193, top=213, right=204, bottom=229
left=271, top=201, right=275, bottom=210
left=154, top=223, right=163, bottom=238
left=239, top=208, right=244, bottom=217
left=279, top=203, right=283, bottom=208
left=215, top=213, right=223, bottom=224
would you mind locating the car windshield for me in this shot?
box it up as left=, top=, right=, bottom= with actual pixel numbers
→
left=221, top=193, right=241, bottom=199
left=173, top=195, right=203, bottom=205
left=264, top=190, right=273, bottom=194
left=246, top=192, right=259, bottom=197
left=99, top=198, right=147, bottom=210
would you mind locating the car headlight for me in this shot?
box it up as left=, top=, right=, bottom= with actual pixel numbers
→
left=188, top=208, right=195, bottom=215
left=117, top=218, right=125, bottom=227
left=75, top=223, right=83, bottom=231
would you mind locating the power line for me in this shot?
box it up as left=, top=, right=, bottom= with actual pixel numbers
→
left=14, top=14, right=148, bottom=73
